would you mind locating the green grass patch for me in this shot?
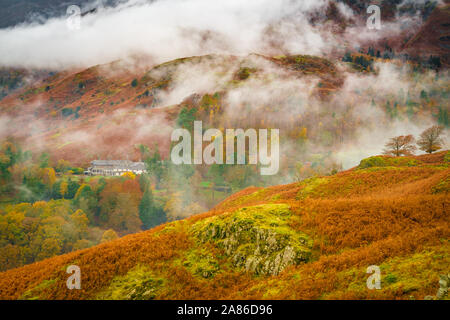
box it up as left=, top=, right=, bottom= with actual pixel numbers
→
left=174, top=247, right=221, bottom=279
left=96, top=265, right=164, bottom=300
left=358, top=156, right=421, bottom=169
left=296, top=177, right=329, bottom=200
left=432, top=176, right=449, bottom=194
left=20, top=279, right=57, bottom=300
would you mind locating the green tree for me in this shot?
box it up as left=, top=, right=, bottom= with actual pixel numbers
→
left=420, top=89, right=428, bottom=100
left=66, top=178, right=81, bottom=199
left=38, top=152, right=50, bottom=168
left=137, top=143, right=149, bottom=161
left=144, top=147, right=165, bottom=188
left=437, top=106, right=449, bottom=127
left=138, top=188, right=165, bottom=230
left=139, top=173, right=150, bottom=193
left=342, top=52, right=352, bottom=62
left=73, top=184, right=98, bottom=221
left=176, top=107, right=197, bottom=131
left=385, top=101, right=392, bottom=117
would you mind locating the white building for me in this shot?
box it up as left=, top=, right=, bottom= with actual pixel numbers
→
left=86, top=160, right=147, bottom=176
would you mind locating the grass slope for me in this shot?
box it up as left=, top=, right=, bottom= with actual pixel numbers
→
left=0, top=151, right=448, bottom=300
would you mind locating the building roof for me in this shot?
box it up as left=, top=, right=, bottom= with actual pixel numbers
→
left=90, top=160, right=146, bottom=170
left=129, top=162, right=146, bottom=170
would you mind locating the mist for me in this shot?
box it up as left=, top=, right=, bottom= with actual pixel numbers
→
left=0, top=0, right=425, bottom=70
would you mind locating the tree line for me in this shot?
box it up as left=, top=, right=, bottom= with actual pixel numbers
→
left=383, top=125, right=446, bottom=156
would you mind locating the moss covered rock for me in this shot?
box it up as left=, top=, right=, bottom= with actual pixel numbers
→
left=193, top=204, right=312, bottom=276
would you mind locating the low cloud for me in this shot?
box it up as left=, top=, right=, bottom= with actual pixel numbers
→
left=0, top=0, right=421, bottom=70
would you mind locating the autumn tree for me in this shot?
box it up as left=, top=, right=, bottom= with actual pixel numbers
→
left=100, top=229, right=119, bottom=243
left=121, top=171, right=136, bottom=179
left=0, top=140, right=30, bottom=194
left=164, top=192, right=184, bottom=221
left=37, top=238, right=61, bottom=260
left=383, top=135, right=416, bottom=156
left=56, top=159, right=71, bottom=173
left=417, top=125, right=445, bottom=154
left=60, top=181, right=68, bottom=199
left=70, top=209, right=89, bottom=235
left=108, top=193, right=142, bottom=233
left=98, top=178, right=142, bottom=232
left=42, top=167, right=56, bottom=188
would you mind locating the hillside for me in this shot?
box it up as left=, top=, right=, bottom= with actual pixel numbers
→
left=1, top=50, right=448, bottom=171
left=402, top=4, right=450, bottom=67
left=0, top=151, right=448, bottom=300
left=0, top=53, right=344, bottom=167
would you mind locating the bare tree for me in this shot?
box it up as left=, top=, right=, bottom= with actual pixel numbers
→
left=417, top=125, right=444, bottom=154
left=383, top=135, right=416, bottom=156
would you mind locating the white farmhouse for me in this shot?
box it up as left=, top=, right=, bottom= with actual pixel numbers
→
left=86, top=160, right=147, bottom=176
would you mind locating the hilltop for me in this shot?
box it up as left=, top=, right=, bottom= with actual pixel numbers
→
left=0, top=151, right=448, bottom=300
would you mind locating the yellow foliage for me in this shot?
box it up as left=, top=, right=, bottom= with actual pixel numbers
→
left=60, top=181, right=68, bottom=198
left=42, top=168, right=56, bottom=187
left=101, top=229, right=119, bottom=243
left=121, top=171, right=136, bottom=179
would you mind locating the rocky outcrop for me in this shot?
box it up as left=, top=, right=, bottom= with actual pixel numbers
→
left=194, top=204, right=312, bottom=276
left=424, top=274, right=449, bottom=300
left=436, top=274, right=449, bottom=299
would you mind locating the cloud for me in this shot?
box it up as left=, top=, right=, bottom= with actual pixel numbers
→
left=0, top=0, right=343, bottom=69
left=0, top=0, right=428, bottom=70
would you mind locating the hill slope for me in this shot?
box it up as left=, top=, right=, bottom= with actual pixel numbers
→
left=402, top=4, right=450, bottom=67
left=0, top=151, right=448, bottom=300
left=0, top=53, right=342, bottom=166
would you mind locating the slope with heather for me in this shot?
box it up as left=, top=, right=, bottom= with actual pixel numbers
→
left=0, top=151, right=448, bottom=300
